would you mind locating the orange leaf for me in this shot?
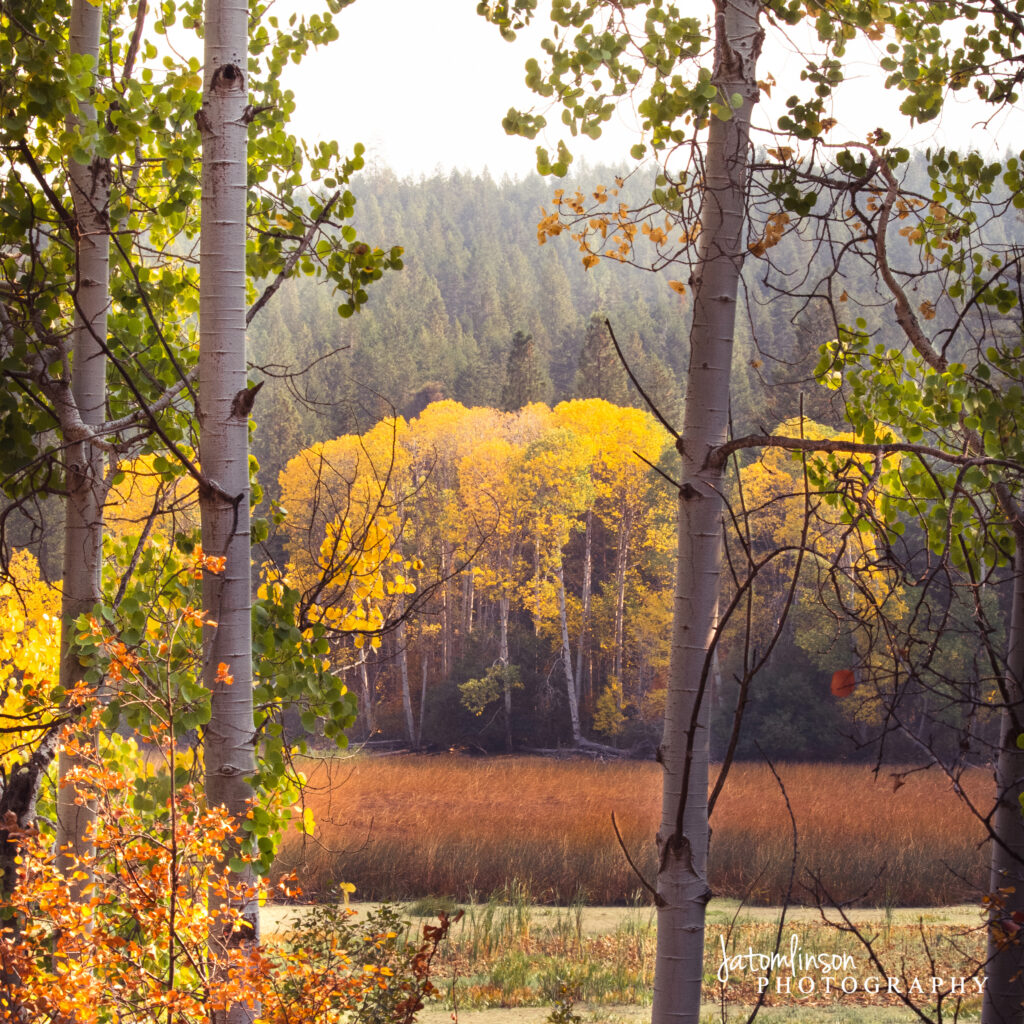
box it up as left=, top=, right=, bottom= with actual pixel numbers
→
left=830, top=668, right=856, bottom=697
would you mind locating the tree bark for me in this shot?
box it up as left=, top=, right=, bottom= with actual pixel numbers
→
left=653, top=4, right=762, bottom=1023
left=499, top=594, right=512, bottom=751
left=612, top=511, right=632, bottom=684
left=55, top=0, right=110, bottom=896
left=575, top=508, right=592, bottom=703
left=417, top=654, right=428, bottom=749
left=556, top=560, right=582, bottom=746
left=464, top=566, right=475, bottom=636
left=398, top=620, right=415, bottom=747
left=983, top=525, right=1024, bottom=1024
left=440, top=545, right=451, bottom=679
left=359, top=649, right=375, bottom=736
left=198, top=0, right=257, bottom=1016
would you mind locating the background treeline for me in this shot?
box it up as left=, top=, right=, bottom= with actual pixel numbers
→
left=9, top=159, right=1010, bottom=760
left=247, top=163, right=841, bottom=494
left=245, top=157, right=1016, bottom=759
left=250, top=150, right=1016, bottom=495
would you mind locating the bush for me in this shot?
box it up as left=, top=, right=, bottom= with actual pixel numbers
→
left=279, top=901, right=455, bottom=1024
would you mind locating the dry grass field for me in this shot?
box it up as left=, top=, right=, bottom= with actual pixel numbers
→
left=275, top=756, right=991, bottom=908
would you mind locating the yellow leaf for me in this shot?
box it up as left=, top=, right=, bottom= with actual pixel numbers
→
left=300, top=806, right=315, bottom=836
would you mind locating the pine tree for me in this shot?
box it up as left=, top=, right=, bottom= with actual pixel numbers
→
left=573, top=314, right=629, bottom=405
left=501, top=331, right=551, bottom=410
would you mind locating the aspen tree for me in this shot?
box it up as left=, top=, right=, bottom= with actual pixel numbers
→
left=197, top=0, right=261, bottom=1012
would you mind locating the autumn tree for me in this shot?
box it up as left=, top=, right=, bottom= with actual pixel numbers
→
left=480, top=1, right=768, bottom=1014
left=3, top=2, right=401, bottom=1018
left=479, top=0, right=1024, bottom=1019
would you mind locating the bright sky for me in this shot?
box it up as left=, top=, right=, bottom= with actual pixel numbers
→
left=279, top=0, right=1024, bottom=181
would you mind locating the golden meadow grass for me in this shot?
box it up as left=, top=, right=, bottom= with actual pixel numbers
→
left=268, top=901, right=987, bottom=1016
left=435, top=905, right=986, bottom=1013
left=275, top=756, right=991, bottom=907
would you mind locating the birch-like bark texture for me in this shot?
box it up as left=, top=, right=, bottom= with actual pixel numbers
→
left=198, top=0, right=257, bottom=1016
left=398, top=619, right=416, bottom=746
left=612, top=513, right=632, bottom=683
left=983, top=529, right=1024, bottom=1024
left=574, top=508, right=592, bottom=702
left=359, top=651, right=375, bottom=735
left=499, top=594, right=512, bottom=751
left=56, top=0, right=110, bottom=891
left=555, top=560, right=582, bottom=746
left=653, top=3, right=762, bottom=1022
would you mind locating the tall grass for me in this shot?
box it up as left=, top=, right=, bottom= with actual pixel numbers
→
left=276, top=756, right=990, bottom=906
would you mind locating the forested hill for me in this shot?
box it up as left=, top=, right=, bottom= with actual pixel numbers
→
left=247, top=164, right=833, bottom=497
left=248, top=150, right=1024, bottom=498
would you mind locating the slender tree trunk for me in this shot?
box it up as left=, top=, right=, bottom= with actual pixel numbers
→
left=417, top=654, right=428, bottom=748
left=574, top=509, right=592, bottom=703
left=56, top=0, right=110, bottom=894
left=397, top=620, right=415, bottom=747
left=653, top=5, right=762, bottom=1023
left=499, top=593, right=512, bottom=751
left=983, top=528, right=1024, bottom=1024
left=464, top=568, right=475, bottom=636
left=440, top=545, right=451, bottom=679
left=533, top=540, right=541, bottom=634
left=198, top=0, right=257, bottom=1016
left=359, top=649, right=375, bottom=736
left=556, top=561, right=582, bottom=746
left=612, top=513, right=632, bottom=683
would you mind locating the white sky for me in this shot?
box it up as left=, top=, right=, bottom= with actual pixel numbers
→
left=277, top=0, right=1024, bottom=180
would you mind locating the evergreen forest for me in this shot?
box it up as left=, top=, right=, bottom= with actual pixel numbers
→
left=239, top=159, right=1012, bottom=760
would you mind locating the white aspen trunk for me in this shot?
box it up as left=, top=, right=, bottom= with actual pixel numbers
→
left=983, top=533, right=1024, bottom=1024
left=417, top=654, right=428, bottom=748
left=613, top=513, right=632, bottom=683
left=397, top=620, right=415, bottom=746
left=464, top=568, right=475, bottom=636
left=499, top=593, right=512, bottom=751
left=533, top=541, right=541, bottom=634
left=394, top=519, right=415, bottom=747
left=653, top=5, right=762, bottom=1023
left=556, top=560, right=582, bottom=746
left=198, top=0, right=257, bottom=1016
left=56, top=0, right=110, bottom=893
left=359, top=650, right=375, bottom=735
left=440, top=545, right=451, bottom=679
left=574, top=509, right=593, bottom=702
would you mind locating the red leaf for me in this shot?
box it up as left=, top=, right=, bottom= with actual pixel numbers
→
left=831, top=669, right=856, bottom=698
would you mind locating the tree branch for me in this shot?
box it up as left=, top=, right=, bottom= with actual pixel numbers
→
left=246, top=190, right=343, bottom=326
left=708, top=432, right=1024, bottom=474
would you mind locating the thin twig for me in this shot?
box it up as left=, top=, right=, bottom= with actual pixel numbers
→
left=604, top=318, right=680, bottom=440
left=610, top=811, right=664, bottom=906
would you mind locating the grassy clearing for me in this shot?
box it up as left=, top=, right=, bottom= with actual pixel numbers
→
left=277, top=756, right=990, bottom=906
left=267, top=900, right=985, bottom=1022
left=415, top=1010, right=947, bottom=1024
